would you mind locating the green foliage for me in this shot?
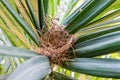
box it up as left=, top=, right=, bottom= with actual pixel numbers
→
left=62, top=58, right=120, bottom=78
left=65, top=0, right=116, bottom=34
left=1, top=0, right=40, bottom=46
left=0, top=0, right=120, bottom=80
left=7, top=56, right=50, bottom=80
left=0, top=64, right=2, bottom=74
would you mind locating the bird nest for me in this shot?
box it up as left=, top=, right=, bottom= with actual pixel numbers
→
left=36, top=17, right=76, bottom=66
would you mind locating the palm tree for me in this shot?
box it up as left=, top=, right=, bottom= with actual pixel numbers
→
left=0, top=0, right=120, bottom=80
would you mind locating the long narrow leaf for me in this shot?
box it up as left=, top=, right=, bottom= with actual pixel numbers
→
left=61, top=0, right=91, bottom=25
left=0, top=46, right=38, bottom=58
left=49, top=0, right=57, bottom=16
left=7, top=56, right=50, bottom=80
left=73, top=31, right=120, bottom=57
left=76, top=25, right=120, bottom=43
left=95, top=0, right=120, bottom=20
left=65, top=0, right=116, bottom=34
left=43, top=0, right=49, bottom=14
left=38, top=0, right=44, bottom=29
left=25, top=0, right=41, bottom=32
left=3, top=57, right=11, bottom=72
left=85, top=9, right=120, bottom=28
left=13, top=0, right=36, bottom=32
left=75, top=18, right=120, bottom=41
left=0, top=15, right=31, bottom=48
left=8, top=0, right=18, bottom=11
left=0, top=18, right=22, bottom=46
left=62, top=58, right=120, bottom=78
left=0, top=0, right=40, bottom=45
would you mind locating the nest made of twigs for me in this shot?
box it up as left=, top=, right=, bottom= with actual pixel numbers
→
left=36, top=17, right=76, bottom=66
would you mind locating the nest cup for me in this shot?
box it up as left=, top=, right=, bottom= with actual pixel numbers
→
left=36, top=17, right=76, bottom=66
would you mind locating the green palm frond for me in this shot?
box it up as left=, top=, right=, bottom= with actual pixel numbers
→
left=0, top=0, right=120, bottom=80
